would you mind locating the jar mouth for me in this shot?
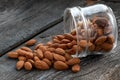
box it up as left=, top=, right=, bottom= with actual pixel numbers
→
left=64, top=7, right=88, bottom=57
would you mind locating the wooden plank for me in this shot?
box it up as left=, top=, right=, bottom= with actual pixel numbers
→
left=0, top=0, right=84, bottom=55
left=0, top=1, right=120, bottom=80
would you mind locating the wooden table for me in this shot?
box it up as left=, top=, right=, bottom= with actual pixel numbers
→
left=0, top=0, right=120, bottom=80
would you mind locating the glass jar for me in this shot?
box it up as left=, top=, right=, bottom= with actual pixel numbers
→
left=63, top=4, right=118, bottom=57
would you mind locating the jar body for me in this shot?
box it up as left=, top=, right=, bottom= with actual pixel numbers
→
left=64, top=4, right=118, bottom=57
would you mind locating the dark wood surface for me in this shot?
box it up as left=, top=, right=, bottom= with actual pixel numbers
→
left=0, top=0, right=84, bottom=55
left=0, top=0, right=120, bottom=80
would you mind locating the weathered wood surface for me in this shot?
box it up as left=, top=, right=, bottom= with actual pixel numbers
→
left=0, top=0, right=120, bottom=80
left=0, top=0, right=84, bottom=55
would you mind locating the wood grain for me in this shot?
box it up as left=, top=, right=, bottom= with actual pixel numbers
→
left=0, top=0, right=84, bottom=55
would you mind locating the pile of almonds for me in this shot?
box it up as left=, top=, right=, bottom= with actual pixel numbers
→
left=8, top=38, right=81, bottom=72
left=7, top=16, right=114, bottom=73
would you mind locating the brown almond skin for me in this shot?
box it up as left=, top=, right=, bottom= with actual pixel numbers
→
left=16, top=49, right=27, bottom=56
left=7, top=52, right=18, bottom=59
left=58, top=44, right=68, bottom=49
left=53, top=39, right=61, bottom=43
left=34, top=56, right=40, bottom=61
left=79, top=40, right=87, bottom=48
left=27, top=59, right=35, bottom=66
left=18, top=56, right=26, bottom=61
left=47, top=48, right=55, bottom=52
left=36, top=49, right=43, bottom=59
left=50, top=43, right=59, bottom=48
left=55, top=48, right=65, bottom=56
left=64, top=53, right=72, bottom=61
left=88, top=42, right=95, bottom=51
left=21, top=47, right=32, bottom=52
left=64, top=34, right=74, bottom=41
left=25, top=52, right=33, bottom=59
left=34, top=43, right=44, bottom=50
left=96, top=29, right=103, bottom=36
left=72, top=64, right=80, bottom=73
left=43, top=58, right=52, bottom=66
left=46, top=41, right=52, bottom=46
left=16, top=61, right=24, bottom=70
left=95, top=36, right=107, bottom=45
left=39, top=46, right=47, bottom=53
left=107, top=34, right=114, bottom=44
left=61, top=39, right=70, bottom=43
left=56, top=35, right=65, bottom=40
left=67, top=43, right=73, bottom=49
left=102, top=43, right=113, bottom=52
left=24, top=62, right=32, bottom=70
left=54, top=61, right=68, bottom=70
left=53, top=54, right=66, bottom=62
left=25, top=39, right=36, bottom=46
left=35, top=61, right=49, bottom=70
left=44, top=51, right=53, bottom=60
left=67, top=58, right=80, bottom=66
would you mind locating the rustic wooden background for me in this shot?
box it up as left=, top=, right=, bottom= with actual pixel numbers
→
left=0, top=0, right=120, bottom=80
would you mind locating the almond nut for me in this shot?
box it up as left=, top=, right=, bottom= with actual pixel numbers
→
left=16, top=61, right=24, bottom=70
left=44, top=51, right=53, bottom=60
left=54, top=61, right=68, bottom=70
left=18, top=56, right=26, bottom=61
left=24, top=62, right=32, bottom=70
left=55, top=48, right=65, bottom=55
left=21, top=47, right=32, bottom=52
left=36, top=49, right=43, bottom=59
left=7, top=52, right=18, bottom=59
left=35, top=61, right=49, bottom=70
left=53, top=53, right=66, bottom=62
left=95, top=36, right=107, bottom=45
left=102, top=42, right=113, bottom=52
left=72, top=64, right=80, bottom=73
left=67, top=58, right=80, bottom=65
left=43, top=58, right=52, bottom=66
left=25, top=39, right=36, bottom=46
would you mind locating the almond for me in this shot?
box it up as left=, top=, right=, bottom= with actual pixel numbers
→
left=54, top=61, right=68, bottom=70
left=16, top=49, right=27, bottom=56
left=61, top=39, right=70, bottom=43
left=21, top=47, right=32, bottom=52
left=43, top=58, right=52, bottom=66
left=39, top=46, right=47, bottom=53
left=58, top=44, right=67, bottom=49
left=25, top=52, right=33, bottom=59
left=18, top=56, right=26, bottom=61
left=95, top=36, right=107, bottom=45
left=67, top=43, right=73, bottom=49
left=88, top=42, right=95, bottom=51
left=36, top=49, right=43, bottom=59
left=104, top=26, right=112, bottom=34
left=107, top=34, right=114, bottom=44
left=46, top=41, right=52, bottom=46
left=35, top=61, right=49, bottom=70
left=16, top=61, right=24, bottom=70
left=51, top=43, right=59, bottom=48
left=72, top=64, right=80, bottom=73
left=34, top=56, right=40, bottom=61
left=47, top=48, right=55, bottom=52
left=102, top=42, right=113, bottom=52
left=27, top=59, right=34, bottom=66
left=95, top=46, right=102, bottom=51
left=79, top=40, right=87, bottom=48
left=53, top=53, right=66, bottom=62
left=56, top=35, right=65, bottom=40
left=55, top=48, right=65, bottom=55
left=64, top=34, right=74, bottom=41
left=67, top=58, right=80, bottom=65
left=24, top=62, right=32, bottom=70
left=64, top=53, right=72, bottom=61
left=53, top=39, right=61, bottom=43
left=25, top=39, right=36, bottom=46
left=7, top=52, right=18, bottom=59
left=96, top=29, right=103, bottom=36
left=44, top=51, right=53, bottom=60
left=34, top=43, right=44, bottom=50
